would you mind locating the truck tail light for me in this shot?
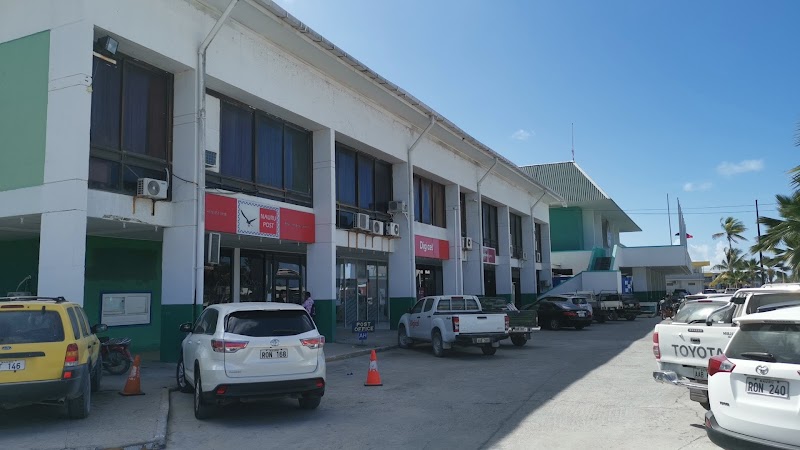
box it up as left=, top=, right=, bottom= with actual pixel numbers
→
left=63, top=343, right=79, bottom=379
left=211, top=339, right=248, bottom=353
left=452, top=316, right=460, bottom=332
left=301, top=336, right=325, bottom=349
left=652, top=332, right=660, bottom=360
left=504, top=315, right=510, bottom=332
left=708, top=354, right=736, bottom=376
left=563, top=311, right=578, bottom=317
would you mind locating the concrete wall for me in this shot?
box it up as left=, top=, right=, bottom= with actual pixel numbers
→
left=551, top=250, right=593, bottom=275
left=617, top=245, right=691, bottom=269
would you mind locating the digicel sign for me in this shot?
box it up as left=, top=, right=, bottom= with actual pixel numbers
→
left=204, top=193, right=315, bottom=243
left=415, top=235, right=450, bottom=260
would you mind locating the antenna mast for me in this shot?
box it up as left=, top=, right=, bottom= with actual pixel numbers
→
left=571, top=123, right=575, bottom=162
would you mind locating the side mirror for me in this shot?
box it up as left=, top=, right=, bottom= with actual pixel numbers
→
left=706, top=319, right=713, bottom=327
left=92, top=324, right=108, bottom=334
left=179, top=322, right=193, bottom=333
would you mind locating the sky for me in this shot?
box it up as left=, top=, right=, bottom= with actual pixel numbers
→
left=274, top=0, right=800, bottom=269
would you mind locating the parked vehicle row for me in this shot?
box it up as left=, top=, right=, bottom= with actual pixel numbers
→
left=651, top=284, right=800, bottom=449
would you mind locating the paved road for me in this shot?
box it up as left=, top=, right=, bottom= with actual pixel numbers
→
left=167, top=317, right=718, bottom=450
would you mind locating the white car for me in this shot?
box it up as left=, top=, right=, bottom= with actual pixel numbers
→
left=705, top=303, right=800, bottom=448
left=176, top=302, right=326, bottom=419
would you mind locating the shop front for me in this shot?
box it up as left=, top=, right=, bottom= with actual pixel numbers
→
left=335, top=259, right=389, bottom=329
left=414, top=235, right=449, bottom=298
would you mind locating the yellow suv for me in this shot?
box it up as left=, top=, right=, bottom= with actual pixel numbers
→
left=0, top=297, right=107, bottom=419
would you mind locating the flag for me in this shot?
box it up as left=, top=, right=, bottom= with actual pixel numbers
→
left=674, top=232, right=694, bottom=238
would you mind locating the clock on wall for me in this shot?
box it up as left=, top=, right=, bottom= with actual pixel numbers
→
left=237, top=201, right=261, bottom=235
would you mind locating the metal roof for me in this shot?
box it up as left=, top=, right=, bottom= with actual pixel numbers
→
left=520, top=161, right=641, bottom=232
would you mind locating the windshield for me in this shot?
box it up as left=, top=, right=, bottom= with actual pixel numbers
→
left=0, top=310, right=65, bottom=344
left=746, top=293, right=800, bottom=315
left=672, top=301, right=728, bottom=323
left=226, top=309, right=315, bottom=337
left=570, top=297, right=587, bottom=305
left=726, top=323, right=800, bottom=364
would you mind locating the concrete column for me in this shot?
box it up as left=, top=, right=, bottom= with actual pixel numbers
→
left=462, top=192, right=483, bottom=295
left=37, top=21, right=93, bottom=304
left=161, top=69, right=198, bottom=362
left=496, top=206, right=512, bottom=296
left=540, top=222, right=553, bottom=292
left=520, top=215, right=537, bottom=305
left=388, top=163, right=415, bottom=328
left=442, top=184, right=461, bottom=295
left=307, top=128, right=337, bottom=340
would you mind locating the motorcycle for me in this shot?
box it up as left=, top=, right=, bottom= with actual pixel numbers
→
left=100, top=336, right=133, bottom=375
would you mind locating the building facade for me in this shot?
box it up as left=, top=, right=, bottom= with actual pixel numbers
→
left=0, top=0, right=562, bottom=360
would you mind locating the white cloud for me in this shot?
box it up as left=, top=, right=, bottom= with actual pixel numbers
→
left=683, top=181, right=712, bottom=192
left=688, top=241, right=728, bottom=269
left=511, top=129, right=534, bottom=141
left=716, top=159, right=764, bottom=176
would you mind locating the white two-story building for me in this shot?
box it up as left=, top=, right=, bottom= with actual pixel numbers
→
left=0, top=0, right=564, bottom=360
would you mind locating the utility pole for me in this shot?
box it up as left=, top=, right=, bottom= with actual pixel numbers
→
left=756, top=199, right=765, bottom=285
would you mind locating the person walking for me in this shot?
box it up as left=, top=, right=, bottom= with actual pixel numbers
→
left=302, top=291, right=315, bottom=317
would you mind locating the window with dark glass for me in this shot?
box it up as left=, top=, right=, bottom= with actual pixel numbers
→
left=510, top=213, right=523, bottom=259
left=535, top=222, right=543, bottom=255
left=206, top=93, right=313, bottom=207
left=460, top=193, right=467, bottom=237
left=482, top=202, right=498, bottom=252
left=335, top=143, right=393, bottom=228
left=89, top=53, right=172, bottom=195
left=414, top=175, right=446, bottom=228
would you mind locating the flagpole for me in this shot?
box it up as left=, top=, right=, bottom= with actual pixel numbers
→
left=756, top=199, right=765, bottom=285
left=667, top=194, right=673, bottom=244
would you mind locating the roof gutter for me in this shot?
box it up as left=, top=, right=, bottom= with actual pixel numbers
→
left=195, top=0, right=240, bottom=322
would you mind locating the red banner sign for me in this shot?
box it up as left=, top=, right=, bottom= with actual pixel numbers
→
left=415, top=235, right=450, bottom=260
left=205, top=194, right=315, bottom=243
left=482, top=246, right=497, bottom=264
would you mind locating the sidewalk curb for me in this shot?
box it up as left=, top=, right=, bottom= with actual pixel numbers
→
left=325, top=345, right=397, bottom=362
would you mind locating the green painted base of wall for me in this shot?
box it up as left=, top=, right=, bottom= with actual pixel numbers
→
left=520, top=293, right=538, bottom=307
left=0, top=239, right=39, bottom=295
left=160, top=304, right=202, bottom=363
left=83, top=237, right=163, bottom=355
left=389, top=297, right=415, bottom=330
left=632, top=291, right=667, bottom=302
left=498, top=294, right=513, bottom=303
left=313, top=299, right=335, bottom=344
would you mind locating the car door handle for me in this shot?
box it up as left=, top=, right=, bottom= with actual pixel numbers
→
left=426, top=315, right=431, bottom=318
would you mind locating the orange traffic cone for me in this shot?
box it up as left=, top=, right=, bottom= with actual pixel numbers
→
left=119, top=355, right=145, bottom=396
left=364, top=349, right=383, bottom=387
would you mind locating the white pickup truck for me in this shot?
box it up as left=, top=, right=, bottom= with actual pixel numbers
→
left=653, top=287, right=800, bottom=409
left=397, top=295, right=508, bottom=357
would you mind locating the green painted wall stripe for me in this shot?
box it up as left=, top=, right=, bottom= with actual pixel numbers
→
left=0, top=31, right=49, bottom=191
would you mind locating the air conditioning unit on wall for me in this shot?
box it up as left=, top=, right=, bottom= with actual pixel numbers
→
left=205, top=150, right=219, bottom=172
left=522, top=251, right=529, bottom=261
left=387, top=200, right=407, bottom=214
left=462, top=236, right=473, bottom=250
left=354, top=213, right=371, bottom=231
left=370, top=220, right=384, bottom=235
left=384, top=222, right=400, bottom=237
left=136, top=178, right=168, bottom=200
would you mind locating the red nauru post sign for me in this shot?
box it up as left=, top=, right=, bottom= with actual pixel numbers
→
left=204, top=193, right=315, bottom=243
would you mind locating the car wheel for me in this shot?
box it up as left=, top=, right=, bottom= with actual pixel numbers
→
left=298, top=396, right=321, bottom=410
left=607, top=311, right=618, bottom=321
left=176, top=356, right=192, bottom=393
left=431, top=331, right=445, bottom=358
left=398, top=325, right=412, bottom=349
left=67, top=372, right=91, bottom=420
left=106, top=350, right=131, bottom=376
left=549, top=318, right=561, bottom=330
left=510, top=335, right=527, bottom=346
left=481, top=345, right=497, bottom=356
left=91, top=356, right=102, bottom=393
left=193, top=369, right=214, bottom=420
left=575, top=325, right=585, bottom=330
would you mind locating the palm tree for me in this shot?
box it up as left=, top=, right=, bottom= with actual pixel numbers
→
left=712, top=217, right=748, bottom=253
left=741, top=258, right=761, bottom=287
left=711, top=247, right=745, bottom=287
left=751, top=191, right=800, bottom=274
left=763, top=256, right=789, bottom=283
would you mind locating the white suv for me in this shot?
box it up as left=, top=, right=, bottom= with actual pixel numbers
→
left=705, top=304, right=800, bottom=448
left=176, top=302, right=326, bottom=420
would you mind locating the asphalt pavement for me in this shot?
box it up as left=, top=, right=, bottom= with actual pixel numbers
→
left=166, top=317, right=719, bottom=450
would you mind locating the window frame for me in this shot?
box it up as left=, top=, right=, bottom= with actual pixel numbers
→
left=510, top=212, right=523, bottom=259
left=89, top=52, right=174, bottom=197
left=205, top=91, right=314, bottom=208
left=414, top=175, right=446, bottom=228
left=335, top=142, right=393, bottom=228
left=482, top=202, right=499, bottom=253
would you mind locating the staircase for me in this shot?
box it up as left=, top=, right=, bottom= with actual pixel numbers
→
left=593, top=257, right=612, bottom=270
